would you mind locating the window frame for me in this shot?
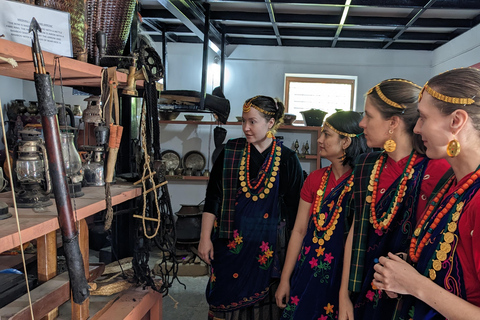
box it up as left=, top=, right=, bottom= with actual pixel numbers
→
left=284, top=74, right=357, bottom=124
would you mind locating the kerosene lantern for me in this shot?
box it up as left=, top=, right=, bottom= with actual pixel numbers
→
left=60, top=132, right=84, bottom=197
left=13, top=130, right=52, bottom=208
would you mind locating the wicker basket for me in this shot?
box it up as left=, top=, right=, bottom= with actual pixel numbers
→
left=90, top=279, right=133, bottom=296
left=86, top=0, right=136, bottom=64
left=36, top=0, right=87, bottom=61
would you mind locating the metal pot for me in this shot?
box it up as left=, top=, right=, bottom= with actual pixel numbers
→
left=175, top=204, right=203, bottom=241
left=300, top=109, right=327, bottom=127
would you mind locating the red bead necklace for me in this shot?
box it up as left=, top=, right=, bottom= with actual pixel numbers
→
left=409, top=169, right=480, bottom=263
left=369, top=152, right=417, bottom=231
left=239, top=138, right=281, bottom=201
left=310, top=166, right=354, bottom=245
left=312, top=166, right=331, bottom=231
left=246, top=139, right=276, bottom=190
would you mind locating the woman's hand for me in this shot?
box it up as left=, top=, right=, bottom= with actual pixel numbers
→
left=275, top=279, right=290, bottom=308
left=198, top=237, right=214, bottom=265
left=373, top=252, right=422, bottom=295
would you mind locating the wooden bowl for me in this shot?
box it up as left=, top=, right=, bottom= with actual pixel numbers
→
left=184, top=115, right=204, bottom=121
left=159, top=111, right=180, bottom=120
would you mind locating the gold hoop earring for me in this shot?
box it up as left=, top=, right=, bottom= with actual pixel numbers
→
left=341, top=149, right=346, bottom=162
left=266, top=130, right=274, bottom=139
left=447, top=135, right=461, bottom=157
left=383, top=129, right=396, bottom=152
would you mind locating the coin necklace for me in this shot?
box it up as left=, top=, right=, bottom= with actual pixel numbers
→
left=312, top=166, right=354, bottom=245
left=239, top=138, right=281, bottom=201
left=409, top=168, right=480, bottom=280
left=368, top=151, right=417, bottom=231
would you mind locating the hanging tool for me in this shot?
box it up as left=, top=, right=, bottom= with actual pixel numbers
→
left=29, top=17, right=90, bottom=304
left=104, top=67, right=123, bottom=230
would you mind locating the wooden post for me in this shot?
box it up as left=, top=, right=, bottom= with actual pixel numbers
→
left=37, top=230, right=58, bottom=319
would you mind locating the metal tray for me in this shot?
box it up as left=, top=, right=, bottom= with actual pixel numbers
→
left=182, top=151, right=206, bottom=171
left=161, top=150, right=181, bottom=170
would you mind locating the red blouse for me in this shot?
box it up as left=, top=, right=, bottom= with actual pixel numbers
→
left=377, top=155, right=450, bottom=223
left=301, top=166, right=353, bottom=216
left=447, top=173, right=480, bottom=307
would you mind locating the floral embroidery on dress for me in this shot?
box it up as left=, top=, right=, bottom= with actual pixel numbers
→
left=398, top=306, right=415, bottom=320
left=366, top=281, right=382, bottom=308
left=209, top=267, right=216, bottom=290
left=258, top=241, right=274, bottom=270
left=310, top=251, right=334, bottom=283
left=297, top=245, right=310, bottom=264
left=281, top=296, right=299, bottom=319
left=227, top=230, right=243, bottom=254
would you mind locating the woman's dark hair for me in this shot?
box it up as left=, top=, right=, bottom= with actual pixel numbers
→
left=425, top=67, right=480, bottom=131
left=244, top=95, right=285, bottom=134
left=326, top=111, right=371, bottom=168
left=366, top=78, right=425, bottom=154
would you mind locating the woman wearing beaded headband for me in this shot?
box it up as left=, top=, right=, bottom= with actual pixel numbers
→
left=338, top=79, right=451, bottom=320
left=373, top=68, right=480, bottom=320
left=275, top=111, right=369, bottom=320
left=199, top=95, right=304, bottom=320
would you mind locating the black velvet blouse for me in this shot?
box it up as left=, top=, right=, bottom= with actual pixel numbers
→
left=203, top=141, right=304, bottom=231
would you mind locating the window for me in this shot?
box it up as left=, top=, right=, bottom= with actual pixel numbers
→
left=284, top=74, right=357, bottom=124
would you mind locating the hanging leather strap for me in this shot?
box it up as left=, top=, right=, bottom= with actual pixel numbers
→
left=107, top=67, right=120, bottom=126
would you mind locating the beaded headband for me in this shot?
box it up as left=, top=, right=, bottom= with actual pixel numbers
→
left=419, top=82, right=476, bottom=105
left=243, top=96, right=276, bottom=116
left=367, top=79, right=421, bottom=110
left=323, top=121, right=361, bottom=138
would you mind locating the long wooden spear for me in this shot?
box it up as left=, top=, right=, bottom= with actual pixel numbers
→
left=29, top=17, right=89, bottom=304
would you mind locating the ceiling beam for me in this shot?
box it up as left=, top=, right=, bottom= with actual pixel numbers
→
left=383, top=0, right=438, bottom=49
left=142, top=18, right=177, bottom=42
left=332, top=0, right=351, bottom=47
left=154, top=0, right=223, bottom=53
left=205, top=11, right=472, bottom=29
left=265, top=0, right=282, bottom=45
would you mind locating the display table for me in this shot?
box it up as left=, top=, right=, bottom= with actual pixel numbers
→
left=0, top=184, right=148, bottom=320
left=0, top=184, right=141, bottom=252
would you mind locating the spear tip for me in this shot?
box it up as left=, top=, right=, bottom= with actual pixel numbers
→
left=29, top=17, right=41, bottom=33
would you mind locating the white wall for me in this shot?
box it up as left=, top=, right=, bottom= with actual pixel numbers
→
left=431, top=23, right=480, bottom=74
left=163, top=43, right=433, bottom=117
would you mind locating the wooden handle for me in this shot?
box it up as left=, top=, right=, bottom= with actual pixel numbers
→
left=105, top=148, right=118, bottom=183
left=115, top=126, right=123, bottom=148
left=108, top=124, right=117, bottom=148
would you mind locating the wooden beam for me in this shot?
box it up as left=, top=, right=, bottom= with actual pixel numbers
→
left=94, top=287, right=162, bottom=320
left=0, top=264, right=104, bottom=320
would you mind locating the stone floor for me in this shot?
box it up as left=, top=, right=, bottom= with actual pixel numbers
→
left=162, top=275, right=209, bottom=320
left=55, top=247, right=210, bottom=319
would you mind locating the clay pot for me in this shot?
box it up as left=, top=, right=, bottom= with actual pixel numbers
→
left=175, top=204, right=203, bottom=242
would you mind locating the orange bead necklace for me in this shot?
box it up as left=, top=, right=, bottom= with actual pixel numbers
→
left=312, top=166, right=354, bottom=244
left=368, top=151, right=417, bottom=231
left=239, top=138, right=281, bottom=201
left=409, top=169, right=480, bottom=263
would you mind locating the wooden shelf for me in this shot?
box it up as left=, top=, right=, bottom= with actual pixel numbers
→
left=159, top=120, right=322, bottom=132
left=0, top=184, right=141, bottom=253
left=0, top=38, right=140, bottom=89
left=160, top=120, right=323, bottom=169
left=166, top=175, right=209, bottom=181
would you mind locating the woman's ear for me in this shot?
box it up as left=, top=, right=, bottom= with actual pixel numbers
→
left=268, top=117, right=275, bottom=129
left=389, top=115, right=400, bottom=130
left=342, top=136, right=352, bottom=149
left=450, top=109, right=469, bottom=134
